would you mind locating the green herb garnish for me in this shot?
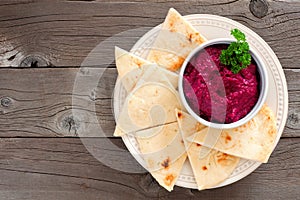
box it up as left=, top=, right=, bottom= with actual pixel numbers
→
left=220, top=29, right=251, bottom=74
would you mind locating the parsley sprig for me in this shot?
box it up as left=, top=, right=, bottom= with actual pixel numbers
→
left=220, top=29, right=251, bottom=74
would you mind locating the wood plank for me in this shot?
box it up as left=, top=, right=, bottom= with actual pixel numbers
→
left=0, top=0, right=299, bottom=68
left=0, top=137, right=298, bottom=200
left=0, top=68, right=298, bottom=137
left=0, top=68, right=117, bottom=137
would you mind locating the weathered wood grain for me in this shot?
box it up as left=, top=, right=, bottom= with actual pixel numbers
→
left=0, top=68, right=117, bottom=137
left=0, top=137, right=298, bottom=200
left=0, top=68, right=297, bottom=137
left=0, top=0, right=299, bottom=69
left=0, top=0, right=299, bottom=200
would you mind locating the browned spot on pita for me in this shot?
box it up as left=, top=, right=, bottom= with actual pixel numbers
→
left=169, top=56, right=185, bottom=71
left=225, top=133, right=232, bottom=144
left=164, top=174, right=175, bottom=186
left=168, top=24, right=176, bottom=32
left=196, top=143, right=201, bottom=147
left=180, top=139, right=184, bottom=144
left=195, top=122, right=205, bottom=132
left=161, top=157, right=170, bottom=169
left=202, top=166, right=208, bottom=170
left=185, top=32, right=206, bottom=44
left=217, top=153, right=229, bottom=163
left=134, top=58, right=143, bottom=68
left=233, top=128, right=239, bottom=132
left=268, top=128, right=276, bottom=136
left=180, top=42, right=189, bottom=48
left=165, top=12, right=179, bottom=32
left=177, top=111, right=183, bottom=119
left=194, top=32, right=206, bottom=44
left=187, top=33, right=193, bottom=42
left=149, top=51, right=160, bottom=63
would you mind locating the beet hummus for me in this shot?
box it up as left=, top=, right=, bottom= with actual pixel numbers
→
left=183, top=44, right=259, bottom=124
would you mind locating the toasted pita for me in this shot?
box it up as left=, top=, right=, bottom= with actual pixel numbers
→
left=115, top=46, right=151, bottom=77
left=150, top=154, right=186, bottom=192
left=176, top=109, right=240, bottom=190
left=147, top=8, right=207, bottom=71
left=188, top=105, right=277, bottom=163
left=113, top=126, right=124, bottom=137
left=113, top=66, right=179, bottom=137
left=132, top=64, right=177, bottom=91
left=113, top=66, right=187, bottom=191
left=115, top=64, right=183, bottom=136
left=137, top=123, right=186, bottom=171
left=114, top=66, right=180, bottom=137
left=115, top=47, right=178, bottom=91
left=115, top=122, right=187, bottom=191
left=136, top=122, right=187, bottom=191
left=116, top=82, right=180, bottom=132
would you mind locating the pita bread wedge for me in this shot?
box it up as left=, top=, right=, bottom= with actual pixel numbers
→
left=115, top=82, right=180, bottom=133
left=150, top=154, right=186, bottom=192
left=136, top=122, right=187, bottom=191
left=115, top=66, right=182, bottom=137
left=115, top=46, right=151, bottom=77
left=187, top=104, right=277, bottom=163
left=116, top=118, right=187, bottom=191
left=137, top=123, right=186, bottom=171
left=147, top=8, right=207, bottom=71
left=113, top=69, right=178, bottom=137
left=115, top=47, right=178, bottom=91
left=114, top=66, right=179, bottom=137
left=176, top=109, right=240, bottom=190
left=113, top=126, right=124, bottom=137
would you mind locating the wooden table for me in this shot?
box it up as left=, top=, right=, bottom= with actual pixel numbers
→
left=0, top=0, right=299, bottom=199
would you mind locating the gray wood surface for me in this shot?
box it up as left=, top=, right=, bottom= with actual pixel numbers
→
left=0, top=138, right=298, bottom=200
left=0, top=0, right=299, bottom=68
left=0, top=0, right=299, bottom=199
left=0, top=67, right=299, bottom=138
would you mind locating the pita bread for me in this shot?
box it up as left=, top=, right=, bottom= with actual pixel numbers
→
left=113, top=66, right=179, bottom=137
left=113, top=126, right=123, bottom=137
left=116, top=82, right=180, bottom=132
left=136, top=122, right=187, bottom=191
left=115, top=121, right=187, bottom=191
left=113, top=65, right=187, bottom=191
left=136, top=122, right=180, bottom=153
left=115, top=46, right=151, bottom=77
left=114, top=66, right=181, bottom=137
left=132, top=64, right=177, bottom=91
left=150, top=154, right=186, bottom=192
left=147, top=8, right=207, bottom=71
left=115, top=47, right=178, bottom=91
left=114, top=122, right=165, bottom=138
left=188, top=105, right=277, bottom=163
left=115, top=65, right=183, bottom=136
left=137, top=123, right=186, bottom=171
left=176, top=109, right=240, bottom=190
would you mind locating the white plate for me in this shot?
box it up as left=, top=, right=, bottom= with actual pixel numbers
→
left=113, top=14, right=288, bottom=189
